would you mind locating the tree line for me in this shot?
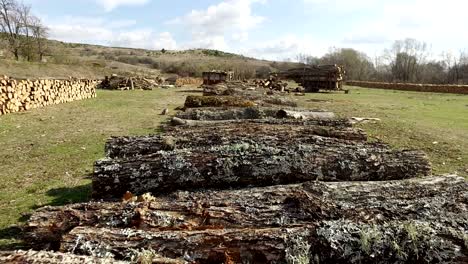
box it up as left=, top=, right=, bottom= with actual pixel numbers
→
left=0, top=0, right=48, bottom=61
left=296, top=38, right=468, bottom=85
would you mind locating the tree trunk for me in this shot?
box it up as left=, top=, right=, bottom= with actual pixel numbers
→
left=25, top=176, right=466, bottom=253
left=170, top=117, right=353, bottom=128
left=0, top=250, right=130, bottom=264
left=93, top=140, right=431, bottom=199
left=184, top=95, right=297, bottom=108
left=176, top=107, right=333, bottom=121
left=61, top=226, right=313, bottom=263
left=106, top=124, right=367, bottom=158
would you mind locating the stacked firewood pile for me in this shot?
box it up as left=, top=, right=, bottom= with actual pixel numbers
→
left=11, top=83, right=468, bottom=263
left=0, top=75, right=97, bottom=115
left=254, top=75, right=289, bottom=92
left=280, top=64, right=346, bottom=92
left=175, top=77, right=203, bottom=87
left=99, top=75, right=164, bottom=91
left=347, top=80, right=468, bottom=94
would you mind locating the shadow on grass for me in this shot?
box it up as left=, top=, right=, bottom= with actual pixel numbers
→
left=176, top=89, right=203, bottom=93
left=0, top=182, right=93, bottom=251
left=0, top=226, right=27, bottom=250
left=43, top=183, right=92, bottom=208
left=27, top=182, right=92, bottom=212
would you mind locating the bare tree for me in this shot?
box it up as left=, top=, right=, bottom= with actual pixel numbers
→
left=30, top=16, right=48, bottom=61
left=0, top=0, right=21, bottom=60
left=0, top=0, right=48, bottom=61
left=384, top=39, right=429, bottom=82
left=17, top=2, right=34, bottom=60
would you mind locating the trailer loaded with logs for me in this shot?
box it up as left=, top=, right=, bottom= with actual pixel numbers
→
left=278, top=64, right=346, bottom=92
left=8, top=81, right=468, bottom=264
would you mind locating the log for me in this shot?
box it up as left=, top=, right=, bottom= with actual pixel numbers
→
left=61, top=226, right=313, bottom=263
left=0, top=250, right=129, bottom=264
left=92, top=141, right=431, bottom=199
left=184, top=95, right=297, bottom=108
left=170, top=117, right=353, bottom=128
left=25, top=176, right=466, bottom=251
left=276, top=109, right=335, bottom=120
left=175, top=107, right=333, bottom=121
left=60, top=219, right=468, bottom=264
left=105, top=124, right=368, bottom=158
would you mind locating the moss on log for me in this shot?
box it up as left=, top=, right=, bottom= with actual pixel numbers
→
left=93, top=140, right=431, bottom=199
left=176, top=107, right=335, bottom=121
left=184, top=95, right=297, bottom=108
left=26, top=176, right=465, bottom=253
left=106, top=124, right=367, bottom=158
left=0, top=250, right=129, bottom=264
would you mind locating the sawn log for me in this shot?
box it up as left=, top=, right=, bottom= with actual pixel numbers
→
left=106, top=124, right=367, bottom=158
left=25, top=176, right=466, bottom=251
left=92, top=140, right=431, bottom=199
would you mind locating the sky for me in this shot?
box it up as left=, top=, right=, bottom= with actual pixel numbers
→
left=22, top=0, right=468, bottom=61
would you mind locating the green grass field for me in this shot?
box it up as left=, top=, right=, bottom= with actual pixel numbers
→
left=0, top=86, right=467, bottom=248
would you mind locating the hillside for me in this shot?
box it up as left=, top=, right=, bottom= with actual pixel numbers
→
left=0, top=38, right=296, bottom=79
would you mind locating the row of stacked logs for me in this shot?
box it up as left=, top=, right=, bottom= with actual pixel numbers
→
left=0, top=75, right=97, bottom=115
left=14, top=84, right=467, bottom=263
left=347, top=80, right=468, bottom=94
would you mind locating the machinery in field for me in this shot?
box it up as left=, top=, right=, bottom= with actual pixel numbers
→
left=279, top=64, right=346, bottom=92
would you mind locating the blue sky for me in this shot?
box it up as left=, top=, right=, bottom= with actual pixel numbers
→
left=23, top=0, right=468, bottom=61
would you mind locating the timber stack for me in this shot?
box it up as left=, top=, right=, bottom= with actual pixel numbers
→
left=99, top=75, right=164, bottom=90
left=0, top=75, right=97, bottom=115
left=279, top=64, right=345, bottom=92
left=16, top=76, right=468, bottom=264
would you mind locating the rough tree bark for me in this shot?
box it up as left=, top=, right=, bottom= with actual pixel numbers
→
left=60, top=219, right=467, bottom=264
left=93, top=139, right=431, bottom=199
left=184, top=95, right=297, bottom=108
left=175, top=107, right=334, bottom=121
left=106, top=124, right=367, bottom=158
left=170, top=117, right=353, bottom=128
left=61, top=226, right=313, bottom=264
left=25, top=176, right=466, bottom=253
left=0, top=250, right=130, bottom=264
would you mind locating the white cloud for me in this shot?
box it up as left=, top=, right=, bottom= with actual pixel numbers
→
left=338, top=0, right=468, bottom=56
left=45, top=16, right=177, bottom=50
left=95, top=0, right=151, bottom=12
left=242, top=35, right=329, bottom=61
left=168, top=0, right=266, bottom=50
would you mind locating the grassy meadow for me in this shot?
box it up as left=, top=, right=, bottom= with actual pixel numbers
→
left=0, top=86, right=467, bottom=248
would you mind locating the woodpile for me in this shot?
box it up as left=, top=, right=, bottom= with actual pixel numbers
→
left=347, top=80, right=468, bottom=94
left=279, top=64, right=346, bottom=92
left=15, top=80, right=468, bottom=263
left=254, top=75, right=289, bottom=92
left=175, top=77, right=203, bottom=87
left=0, top=75, right=97, bottom=115
left=99, top=75, right=163, bottom=91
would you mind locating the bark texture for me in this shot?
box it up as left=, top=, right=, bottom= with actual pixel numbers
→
left=93, top=140, right=431, bottom=199
left=61, top=226, right=312, bottom=263
left=60, top=221, right=468, bottom=264
left=0, top=250, right=129, bottom=264
left=176, top=107, right=332, bottom=121
left=106, top=124, right=367, bottom=159
left=170, top=117, right=353, bottom=128
left=28, top=175, right=465, bottom=253
left=184, top=95, right=297, bottom=108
